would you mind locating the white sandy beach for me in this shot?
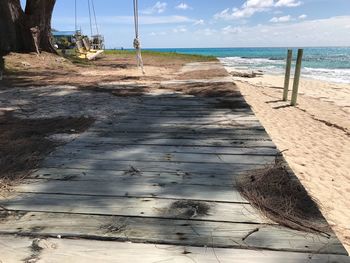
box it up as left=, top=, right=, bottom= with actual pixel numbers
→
left=225, top=69, right=350, bottom=252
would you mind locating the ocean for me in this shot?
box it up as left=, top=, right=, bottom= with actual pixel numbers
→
left=147, top=47, right=350, bottom=84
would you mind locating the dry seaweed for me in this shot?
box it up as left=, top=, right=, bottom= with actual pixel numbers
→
left=0, top=112, right=94, bottom=190
left=236, top=162, right=331, bottom=235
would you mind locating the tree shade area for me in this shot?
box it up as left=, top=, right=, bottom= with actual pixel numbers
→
left=0, top=0, right=56, bottom=54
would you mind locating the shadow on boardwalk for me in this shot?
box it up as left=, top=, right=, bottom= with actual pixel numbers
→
left=0, top=78, right=348, bottom=261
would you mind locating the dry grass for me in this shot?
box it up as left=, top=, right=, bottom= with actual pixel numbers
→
left=2, top=52, right=216, bottom=89
left=3, top=53, right=154, bottom=88
left=175, top=69, right=228, bottom=80
left=0, top=112, right=94, bottom=191
left=236, top=162, right=331, bottom=235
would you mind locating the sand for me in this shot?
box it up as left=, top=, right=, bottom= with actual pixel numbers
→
left=226, top=70, right=350, bottom=252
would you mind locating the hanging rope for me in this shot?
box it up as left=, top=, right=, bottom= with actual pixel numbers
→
left=87, top=0, right=93, bottom=36
left=75, top=0, right=78, bottom=32
left=91, top=0, right=99, bottom=36
left=133, top=0, right=145, bottom=74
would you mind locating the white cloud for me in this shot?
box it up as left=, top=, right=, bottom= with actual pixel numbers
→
left=173, top=27, right=188, bottom=33
left=193, top=19, right=205, bottom=26
left=54, top=15, right=193, bottom=25
left=141, top=2, right=167, bottom=15
left=149, top=31, right=167, bottom=36
left=222, top=25, right=243, bottom=34
left=176, top=3, right=191, bottom=10
left=299, top=14, right=307, bottom=20
left=214, top=0, right=302, bottom=20
left=195, top=28, right=217, bottom=36
left=270, top=15, right=292, bottom=23
left=216, top=16, right=350, bottom=47
left=135, top=15, right=193, bottom=25
left=275, top=0, right=302, bottom=7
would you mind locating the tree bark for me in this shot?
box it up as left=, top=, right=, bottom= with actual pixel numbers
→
left=0, top=0, right=26, bottom=53
left=25, top=0, right=57, bottom=53
left=0, top=0, right=56, bottom=54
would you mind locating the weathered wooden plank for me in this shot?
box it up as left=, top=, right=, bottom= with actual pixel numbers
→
left=14, top=179, right=243, bottom=202
left=116, top=114, right=257, bottom=121
left=68, top=140, right=275, bottom=149
left=93, top=121, right=266, bottom=130
left=53, top=144, right=278, bottom=156
left=0, top=236, right=33, bottom=263
left=66, top=138, right=273, bottom=148
left=80, top=131, right=270, bottom=140
left=136, top=103, right=248, bottom=109
left=41, top=157, right=274, bottom=174
left=94, top=122, right=266, bottom=132
left=41, top=158, right=271, bottom=174
left=28, top=168, right=246, bottom=184
left=137, top=97, right=246, bottom=105
left=48, top=150, right=275, bottom=165
left=0, top=193, right=264, bottom=223
left=88, top=128, right=267, bottom=136
left=131, top=107, right=251, bottom=112
left=88, top=129, right=268, bottom=137
left=112, top=119, right=260, bottom=126
left=136, top=98, right=213, bottom=104
left=0, top=235, right=348, bottom=262
left=0, top=212, right=345, bottom=255
left=132, top=107, right=243, bottom=111
left=129, top=107, right=253, bottom=114
left=130, top=111, right=254, bottom=117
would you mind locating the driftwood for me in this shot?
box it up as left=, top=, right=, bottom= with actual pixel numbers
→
left=30, top=26, right=40, bottom=55
left=230, top=71, right=263, bottom=78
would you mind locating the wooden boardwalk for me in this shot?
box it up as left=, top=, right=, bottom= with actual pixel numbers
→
left=1, top=91, right=349, bottom=262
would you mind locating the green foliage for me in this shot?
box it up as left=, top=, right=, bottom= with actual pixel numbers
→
left=104, top=49, right=217, bottom=62
left=54, top=37, right=73, bottom=49
left=58, top=50, right=92, bottom=66
left=60, top=37, right=71, bottom=48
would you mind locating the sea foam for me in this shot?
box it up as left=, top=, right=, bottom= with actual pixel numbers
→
left=219, top=57, right=350, bottom=84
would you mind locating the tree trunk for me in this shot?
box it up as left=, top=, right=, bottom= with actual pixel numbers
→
left=0, top=0, right=56, bottom=54
left=0, top=0, right=26, bottom=53
left=25, top=0, right=56, bottom=53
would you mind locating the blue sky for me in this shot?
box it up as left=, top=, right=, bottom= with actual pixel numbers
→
left=47, top=0, right=350, bottom=48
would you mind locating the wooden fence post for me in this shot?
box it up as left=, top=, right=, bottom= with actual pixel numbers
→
left=282, top=49, right=293, bottom=101
left=291, top=49, right=303, bottom=106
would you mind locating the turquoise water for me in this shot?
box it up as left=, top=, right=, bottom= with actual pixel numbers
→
left=146, top=47, right=350, bottom=83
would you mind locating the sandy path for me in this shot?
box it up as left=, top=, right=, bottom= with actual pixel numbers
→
left=231, top=73, right=350, bottom=252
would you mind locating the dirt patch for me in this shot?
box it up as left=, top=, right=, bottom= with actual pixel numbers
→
left=0, top=111, right=94, bottom=190
left=175, top=69, right=228, bottom=80
left=163, top=82, right=241, bottom=97
left=168, top=200, right=210, bottom=219
left=236, top=162, right=330, bottom=235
